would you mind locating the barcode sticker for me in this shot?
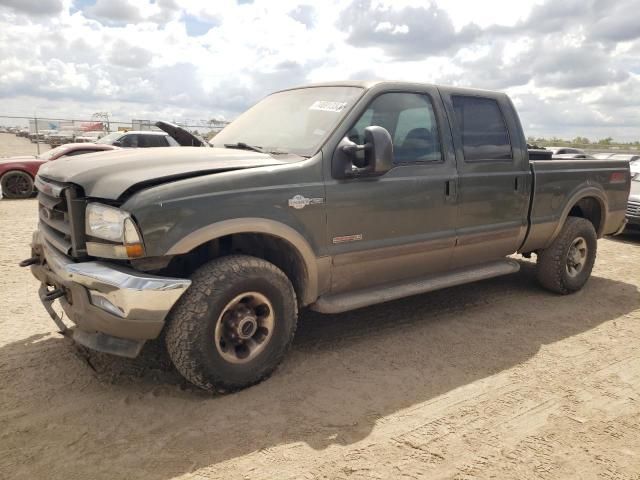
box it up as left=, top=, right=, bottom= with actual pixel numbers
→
left=309, top=101, right=348, bottom=113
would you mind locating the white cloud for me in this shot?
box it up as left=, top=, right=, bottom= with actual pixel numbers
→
left=0, top=0, right=638, bottom=140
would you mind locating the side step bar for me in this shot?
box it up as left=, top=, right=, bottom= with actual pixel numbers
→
left=310, top=259, right=520, bottom=314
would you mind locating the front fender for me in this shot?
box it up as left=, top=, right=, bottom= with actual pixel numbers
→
left=166, top=218, right=321, bottom=305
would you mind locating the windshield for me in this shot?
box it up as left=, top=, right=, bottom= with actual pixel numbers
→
left=212, top=86, right=363, bottom=156
left=96, top=131, right=123, bottom=144
left=37, top=145, right=69, bottom=161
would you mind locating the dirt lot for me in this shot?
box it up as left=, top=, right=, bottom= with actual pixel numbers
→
left=1, top=134, right=640, bottom=479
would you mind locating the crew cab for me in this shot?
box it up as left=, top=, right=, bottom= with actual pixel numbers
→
left=24, top=81, right=631, bottom=393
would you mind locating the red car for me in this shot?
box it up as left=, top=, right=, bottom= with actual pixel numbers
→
left=0, top=143, right=118, bottom=199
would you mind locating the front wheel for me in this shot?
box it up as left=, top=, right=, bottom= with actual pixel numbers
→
left=1, top=170, right=34, bottom=199
left=165, top=255, right=298, bottom=393
left=536, top=216, right=597, bottom=294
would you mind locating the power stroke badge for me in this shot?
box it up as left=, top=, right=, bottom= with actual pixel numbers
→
left=288, top=195, right=324, bottom=210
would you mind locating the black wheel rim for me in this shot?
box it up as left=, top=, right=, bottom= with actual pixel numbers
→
left=3, top=174, right=31, bottom=196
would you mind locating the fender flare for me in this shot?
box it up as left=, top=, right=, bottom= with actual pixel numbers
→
left=546, top=186, right=608, bottom=247
left=166, top=218, right=319, bottom=304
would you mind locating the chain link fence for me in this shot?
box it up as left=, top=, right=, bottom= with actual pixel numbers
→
left=0, top=115, right=229, bottom=154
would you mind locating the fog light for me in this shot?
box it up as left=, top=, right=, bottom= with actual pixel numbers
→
left=89, top=291, right=125, bottom=318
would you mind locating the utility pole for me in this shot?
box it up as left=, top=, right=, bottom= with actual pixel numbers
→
left=34, top=114, right=40, bottom=155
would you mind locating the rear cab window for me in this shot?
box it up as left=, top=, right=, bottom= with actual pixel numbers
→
left=451, top=96, right=512, bottom=162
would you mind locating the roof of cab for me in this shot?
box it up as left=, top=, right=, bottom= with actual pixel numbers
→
left=275, top=80, right=507, bottom=98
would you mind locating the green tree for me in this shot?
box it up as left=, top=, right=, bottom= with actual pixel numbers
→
left=572, top=136, right=590, bottom=145
left=597, top=137, right=613, bottom=145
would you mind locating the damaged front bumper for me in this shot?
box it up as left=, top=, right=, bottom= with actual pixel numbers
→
left=25, top=231, right=191, bottom=358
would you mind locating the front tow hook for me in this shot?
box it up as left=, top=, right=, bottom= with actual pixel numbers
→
left=38, top=285, right=69, bottom=334
left=19, top=256, right=40, bottom=267
left=43, top=288, right=66, bottom=302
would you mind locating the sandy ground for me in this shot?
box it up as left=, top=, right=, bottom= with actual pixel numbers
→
left=1, top=133, right=640, bottom=479
left=0, top=132, right=50, bottom=158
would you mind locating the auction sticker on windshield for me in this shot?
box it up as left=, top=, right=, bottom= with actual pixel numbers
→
left=309, top=101, right=348, bottom=113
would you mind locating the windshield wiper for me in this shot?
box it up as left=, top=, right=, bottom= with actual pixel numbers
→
left=223, top=142, right=264, bottom=153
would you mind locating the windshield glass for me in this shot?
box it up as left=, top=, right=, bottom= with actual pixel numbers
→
left=96, top=131, right=123, bottom=144
left=37, top=145, right=69, bottom=161
left=212, top=86, right=363, bottom=156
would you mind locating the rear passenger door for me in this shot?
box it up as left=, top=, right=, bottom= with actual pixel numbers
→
left=440, top=91, right=530, bottom=268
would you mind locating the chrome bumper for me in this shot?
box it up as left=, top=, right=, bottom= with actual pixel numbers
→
left=28, top=231, right=191, bottom=357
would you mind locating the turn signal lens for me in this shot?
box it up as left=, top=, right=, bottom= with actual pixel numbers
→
left=125, top=243, right=145, bottom=258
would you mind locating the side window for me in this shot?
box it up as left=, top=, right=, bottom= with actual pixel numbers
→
left=348, top=92, right=442, bottom=164
left=120, top=134, right=138, bottom=147
left=451, top=96, right=512, bottom=161
left=145, top=135, right=169, bottom=147
left=137, top=135, right=151, bottom=147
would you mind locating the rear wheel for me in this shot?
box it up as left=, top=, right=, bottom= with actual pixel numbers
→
left=536, top=217, right=597, bottom=294
left=0, top=170, right=34, bottom=199
left=165, top=255, right=298, bottom=393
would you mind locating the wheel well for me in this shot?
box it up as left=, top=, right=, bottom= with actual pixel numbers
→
left=568, top=197, right=603, bottom=234
left=170, top=233, right=308, bottom=304
left=0, top=169, right=33, bottom=180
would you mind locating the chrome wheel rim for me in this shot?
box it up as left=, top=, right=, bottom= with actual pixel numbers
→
left=566, top=236, right=588, bottom=277
left=214, top=292, right=274, bottom=364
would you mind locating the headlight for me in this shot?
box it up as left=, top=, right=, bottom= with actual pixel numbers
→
left=86, top=203, right=130, bottom=241
left=85, top=203, right=144, bottom=259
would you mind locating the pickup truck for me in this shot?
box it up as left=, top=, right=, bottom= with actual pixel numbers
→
left=23, top=81, right=631, bottom=393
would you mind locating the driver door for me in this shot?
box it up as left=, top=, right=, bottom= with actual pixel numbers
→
left=324, top=89, right=458, bottom=293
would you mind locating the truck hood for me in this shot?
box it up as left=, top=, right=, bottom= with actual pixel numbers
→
left=37, top=147, right=288, bottom=200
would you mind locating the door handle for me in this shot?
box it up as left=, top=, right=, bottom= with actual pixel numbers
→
left=445, top=179, right=456, bottom=200
left=514, top=176, right=519, bottom=192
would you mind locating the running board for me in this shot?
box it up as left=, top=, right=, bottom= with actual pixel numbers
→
left=310, top=259, right=520, bottom=314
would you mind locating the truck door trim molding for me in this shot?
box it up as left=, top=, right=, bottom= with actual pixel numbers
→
left=165, top=218, right=320, bottom=304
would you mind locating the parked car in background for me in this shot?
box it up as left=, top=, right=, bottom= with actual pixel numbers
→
left=96, top=130, right=179, bottom=148
left=74, top=131, right=105, bottom=143
left=626, top=175, right=640, bottom=232
left=96, top=122, right=209, bottom=148
left=48, top=130, right=76, bottom=147
left=593, top=152, right=616, bottom=160
left=0, top=143, right=118, bottom=199
left=553, top=153, right=596, bottom=160
left=546, top=147, right=585, bottom=155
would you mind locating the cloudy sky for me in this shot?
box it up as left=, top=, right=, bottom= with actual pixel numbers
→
left=0, top=0, right=639, bottom=140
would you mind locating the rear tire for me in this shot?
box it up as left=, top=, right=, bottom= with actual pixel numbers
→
left=536, top=217, right=597, bottom=294
left=0, top=170, right=34, bottom=199
left=165, top=255, right=298, bottom=393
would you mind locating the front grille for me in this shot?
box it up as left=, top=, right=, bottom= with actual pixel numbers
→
left=627, top=200, right=640, bottom=218
left=36, top=176, right=86, bottom=258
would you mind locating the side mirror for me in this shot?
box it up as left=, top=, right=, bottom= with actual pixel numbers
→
left=333, top=126, right=394, bottom=179
left=112, top=140, right=123, bottom=147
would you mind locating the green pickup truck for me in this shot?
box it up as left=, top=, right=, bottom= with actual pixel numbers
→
left=24, top=81, right=631, bottom=393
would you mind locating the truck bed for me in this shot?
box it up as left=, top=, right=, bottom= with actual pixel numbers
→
left=521, top=159, right=630, bottom=252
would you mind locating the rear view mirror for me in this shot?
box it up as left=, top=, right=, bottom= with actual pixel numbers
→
left=333, top=126, right=394, bottom=179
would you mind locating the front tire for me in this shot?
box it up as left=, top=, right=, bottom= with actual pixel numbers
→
left=536, top=217, right=597, bottom=294
left=1, top=170, right=34, bottom=199
left=165, top=255, right=298, bottom=393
